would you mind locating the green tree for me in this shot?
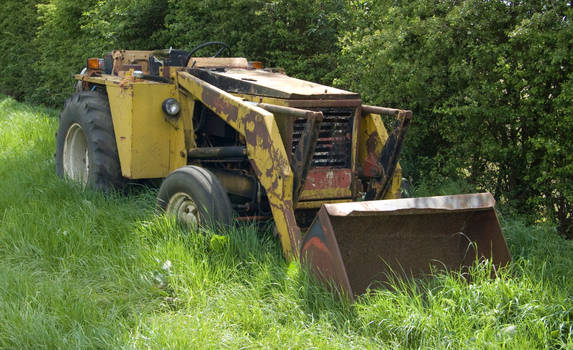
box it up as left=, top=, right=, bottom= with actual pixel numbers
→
left=156, top=0, right=347, bottom=84
left=338, top=0, right=573, bottom=236
left=32, top=0, right=169, bottom=105
left=0, top=0, right=41, bottom=100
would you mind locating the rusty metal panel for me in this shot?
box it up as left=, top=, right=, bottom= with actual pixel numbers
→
left=301, top=193, right=511, bottom=300
left=232, top=94, right=363, bottom=108
left=299, top=168, right=353, bottom=201
left=302, top=207, right=353, bottom=296
left=189, top=68, right=360, bottom=100
left=111, top=50, right=152, bottom=75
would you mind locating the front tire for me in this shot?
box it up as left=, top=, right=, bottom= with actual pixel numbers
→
left=55, top=91, right=123, bottom=190
left=157, top=166, right=233, bottom=229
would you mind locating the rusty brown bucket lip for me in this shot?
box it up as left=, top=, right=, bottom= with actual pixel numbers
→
left=322, top=192, right=496, bottom=217
left=301, top=192, right=510, bottom=300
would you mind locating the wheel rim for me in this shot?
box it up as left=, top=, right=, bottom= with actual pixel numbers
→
left=166, top=192, right=201, bottom=228
left=62, top=123, right=89, bottom=187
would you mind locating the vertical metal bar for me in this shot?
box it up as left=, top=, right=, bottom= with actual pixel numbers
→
left=292, top=111, right=323, bottom=204
left=364, top=109, right=412, bottom=200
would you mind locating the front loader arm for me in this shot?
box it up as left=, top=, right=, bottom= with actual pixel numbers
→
left=359, top=106, right=412, bottom=200
left=176, top=71, right=302, bottom=259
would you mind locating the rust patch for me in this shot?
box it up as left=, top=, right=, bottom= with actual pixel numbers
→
left=362, top=132, right=383, bottom=178
left=302, top=193, right=510, bottom=299
left=270, top=199, right=301, bottom=257
left=80, top=70, right=101, bottom=91
left=366, top=131, right=378, bottom=153
left=303, top=168, right=352, bottom=191
left=112, top=50, right=123, bottom=76
left=201, top=87, right=239, bottom=123
left=364, top=110, right=412, bottom=200
left=251, top=115, right=273, bottom=149
left=300, top=206, right=353, bottom=299
left=243, top=111, right=286, bottom=197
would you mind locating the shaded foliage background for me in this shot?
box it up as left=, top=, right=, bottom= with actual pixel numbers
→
left=0, top=0, right=571, bottom=237
left=336, top=0, right=572, bottom=236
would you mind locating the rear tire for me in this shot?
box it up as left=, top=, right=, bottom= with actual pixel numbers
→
left=157, top=166, right=233, bottom=229
left=55, top=91, right=123, bottom=190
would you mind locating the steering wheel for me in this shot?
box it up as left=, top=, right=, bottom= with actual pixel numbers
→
left=184, top=41, right=232, bottom=67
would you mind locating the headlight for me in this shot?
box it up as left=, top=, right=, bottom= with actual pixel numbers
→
left=162, top=98, right=181, bottom=116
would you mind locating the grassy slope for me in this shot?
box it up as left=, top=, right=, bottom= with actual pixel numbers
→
left=0, top=95, right=571, bottom=349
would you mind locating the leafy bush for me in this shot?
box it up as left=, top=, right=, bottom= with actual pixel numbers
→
left=32, top=0, right=170, bottom=105
left=337, top=0, right=573, bottom=237
left=0, top=0, right=40, bottom=100
left=3, top=0, right=345, bottom=105
left=154, top=0, right=346, bottom=84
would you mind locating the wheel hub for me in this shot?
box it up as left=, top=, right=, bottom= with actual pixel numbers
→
left=62, top=123, right=89, bottom=187
left=167, top=192, right=200, bottom=228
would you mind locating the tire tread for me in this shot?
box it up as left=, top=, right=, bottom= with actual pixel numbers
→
left=55, top=91, right=123, bottom=190
left=157, top=166, right=233, bottom=228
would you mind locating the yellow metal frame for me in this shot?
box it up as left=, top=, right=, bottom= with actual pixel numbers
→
left=106, top=82, right=187, bottom=178
left=76, top=69, right=402, bottom=258
left=77, top=74, right=187, bottom=179
left=358, top=112, right=402, bottom=200
left=177, top=71, right=302, bottom=258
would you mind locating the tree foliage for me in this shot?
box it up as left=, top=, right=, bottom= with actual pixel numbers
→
left=154, top=0, right=346, bottom=83
left=2, top=0, right=345, bottom=104
left=0, top=0, right=571, bottom=236
left=337, top=0, right=573, bottom=237
left=0, top=0, right=40, bottom=100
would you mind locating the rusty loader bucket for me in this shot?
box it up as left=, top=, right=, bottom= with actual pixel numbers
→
left=300, top=192, right=511, bottom=299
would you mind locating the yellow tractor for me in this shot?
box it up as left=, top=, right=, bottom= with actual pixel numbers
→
left=56, top=42, right=511, bottom=299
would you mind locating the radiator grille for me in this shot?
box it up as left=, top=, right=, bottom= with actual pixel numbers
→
left=292, top=108, right=354, bottom=168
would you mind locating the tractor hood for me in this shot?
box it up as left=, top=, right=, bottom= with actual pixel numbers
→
left=188, top=68, right=360, bottom=100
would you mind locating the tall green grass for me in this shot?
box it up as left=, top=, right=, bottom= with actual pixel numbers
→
left=1, top=95, right=572, bottom=349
